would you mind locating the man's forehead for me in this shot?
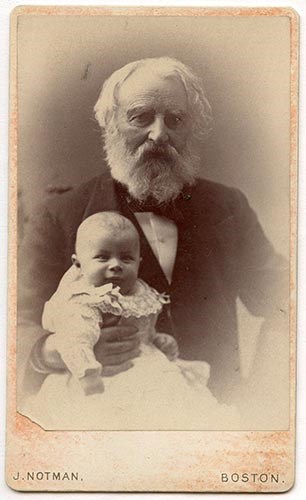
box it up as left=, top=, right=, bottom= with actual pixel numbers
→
left=116, top=67, right=187, bottom=109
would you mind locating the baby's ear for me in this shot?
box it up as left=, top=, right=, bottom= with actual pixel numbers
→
left=71, top=254, right=81, bottom=268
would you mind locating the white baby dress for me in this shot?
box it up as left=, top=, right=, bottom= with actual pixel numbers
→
left=22, top=268, right=240, bottom=430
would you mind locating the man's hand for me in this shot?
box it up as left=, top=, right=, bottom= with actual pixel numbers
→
left=94, top=324, right=140, bottom=376
left=40, top=324, right=140, bottom=377
left=153, top=333, right=179, bottom=361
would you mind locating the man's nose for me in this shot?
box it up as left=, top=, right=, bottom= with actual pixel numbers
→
left=148, top=115, right=169, bottom=145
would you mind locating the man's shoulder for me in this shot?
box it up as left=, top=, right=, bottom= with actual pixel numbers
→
left=193, top=177, right=240, bottom=199
left=192, top=178, right=244, bottom=219
left=47, top=175, right=104, bottom=206
left=43, top=173, right=111, bottom=218
left=30, top=173, right=114, bottom=240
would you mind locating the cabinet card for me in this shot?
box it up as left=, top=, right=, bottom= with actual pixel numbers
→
left=6, top=5, right=297, bottom=492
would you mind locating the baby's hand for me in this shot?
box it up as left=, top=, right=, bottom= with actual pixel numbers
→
left=153, top=333, right=179, bottom=361
left=79, top=373, right=104, bottom=395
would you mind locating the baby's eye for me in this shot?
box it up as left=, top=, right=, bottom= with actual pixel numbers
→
left=96, top=254, right=109, bottom=261
left=165, top=113, right=184, bottom=129
left=130, top=111, right=154, bottom=127
left=122, top=256, right=134, bottom=263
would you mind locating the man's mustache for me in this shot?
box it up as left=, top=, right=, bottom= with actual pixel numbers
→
left=137, top=143, right=177, bottom=163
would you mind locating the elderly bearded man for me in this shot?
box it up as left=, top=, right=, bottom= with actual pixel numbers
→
left=18, top=57, right=287, bottom=408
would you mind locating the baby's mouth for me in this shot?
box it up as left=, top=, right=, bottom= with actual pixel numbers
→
left=105, top=277, right=123, bottom=286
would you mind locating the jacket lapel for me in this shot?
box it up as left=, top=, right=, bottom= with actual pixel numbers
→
left=82, top=173, right=119, bottom=219
left=171, top=184, right=221, bottom=301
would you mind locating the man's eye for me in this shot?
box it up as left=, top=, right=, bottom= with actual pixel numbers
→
left=165, top=113, right=183, bottom=129
left=130, top=112, right=154, bottom=126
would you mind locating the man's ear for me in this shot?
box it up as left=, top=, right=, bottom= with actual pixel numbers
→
left=71, top=254, right=81, bottom=268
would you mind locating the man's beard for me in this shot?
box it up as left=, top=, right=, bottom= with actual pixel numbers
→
left=103, top=129, right=200, bottom=204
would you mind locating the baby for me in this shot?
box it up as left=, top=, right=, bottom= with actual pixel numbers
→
left=42, top=211, right=177, bottom=395
left=23, top=212, right=240, bottom=430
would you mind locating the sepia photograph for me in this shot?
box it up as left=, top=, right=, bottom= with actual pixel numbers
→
left=6, top=5, right=297, bottom=492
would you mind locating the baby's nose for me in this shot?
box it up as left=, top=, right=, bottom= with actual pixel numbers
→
left=108, top=259, right=122, bottom=272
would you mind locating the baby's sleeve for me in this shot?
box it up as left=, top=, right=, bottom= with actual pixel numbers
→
left=45, top=302, right=103, bottom=379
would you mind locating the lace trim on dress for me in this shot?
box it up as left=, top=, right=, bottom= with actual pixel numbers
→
left=69, top=279, right=170, bottom=319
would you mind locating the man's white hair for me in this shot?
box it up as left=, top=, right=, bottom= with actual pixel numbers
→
left=94, top=56, right=213, bottom=141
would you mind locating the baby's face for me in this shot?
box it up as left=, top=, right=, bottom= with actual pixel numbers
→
left=76, top=229, right=140, bottom=294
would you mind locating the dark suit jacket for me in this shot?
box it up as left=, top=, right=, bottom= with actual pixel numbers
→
left=18, top=172, right=287, bottom=402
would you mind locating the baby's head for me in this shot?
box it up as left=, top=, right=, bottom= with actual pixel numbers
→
left=72, top=212, right=140, bottom=294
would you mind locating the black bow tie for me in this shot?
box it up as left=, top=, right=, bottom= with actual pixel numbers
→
left=115, top=182, right=192, bottom=224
